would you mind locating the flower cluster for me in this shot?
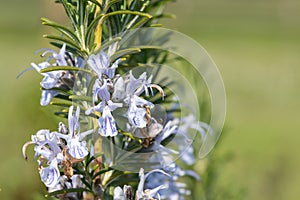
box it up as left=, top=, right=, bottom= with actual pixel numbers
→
left=23, top=43, right=209, bottom=199
left=85, top=50, right=164, bottom=138
left=31, top=44, right=83, bottom=106
left=23, top=106, right=92, bottom=189
left=21, top=0, right=213, bottom=199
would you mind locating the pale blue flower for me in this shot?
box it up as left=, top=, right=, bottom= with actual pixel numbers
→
left=127, top=95, right=154, bottom=108
left=113, top=185, right=133, bottom=200
left=48, top=175, right=84, bottom=198
left=149, top=120, right=179, bottom=154
left=127, top=100, right=147, bottom=128
left=180, top=114, right=211, bottom=140
left=112, top=77, right=126, bottom=102
left=134, top=72, right=153, bottom=97
left=67, top=137, right=89, bottom=159
left=31, top=60, right=62, bottom=107
left=126, top=71, right=164, bottom=98
left=66, top=106, right=92, bottom=159
left=93, top=79, right=110, bottom=103
left=98, top=106, right=118, bottom=137
left=148, top=114, right=211, bottom=166
left=113, top=187, right=125, bottom=200
left=31, top=43, right=70, bottom=88
left=31, top=61, right=63, bottom=90
left=31, top=129, right=62, bottom=162
left=87, top=51, right=121, bottom=78
left=52, top=43, right=68, bottom=66
left=68, top=105, right=80, bottom=135
left=179, top=145, right=195, bottom=166
left=85, top=99, right=122, bottom=116
left=125, top=71, right=143, bottom=95
left=30, top=44, right=84, bottom=106
left=40, top=43, right=68, bottom=66
left=175, top=115, right=211, bottom=165
left=136, top=168, right=169, bottom=200
left=145, top=164, right=199, bottom=200
left=40, top=90, right=58, bottom=106
left=39, top=159, right=60, bottom=188
left=86, top=78, right=121, bottom=137
left=57, top=106, right=93, bottom=159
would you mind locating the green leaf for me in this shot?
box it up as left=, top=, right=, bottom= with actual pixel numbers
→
left=50, top=101, right=73, bottom=108
left=41, top=18, right=80, bottom=43
left=49, top=42, right=84, bottom=57
left=124, top=0, right=150, bottom=30
left=80, top=177, right=93, bottom=190
left=149, top=0, right=175, bottom=9
left=111, top=48, right=141, bottom=61
left=152, top=13, right=176, bottom=20
left=60, top=0, right=78, bottom=30
left=54, top=111, right=68, bottom=118
left=39, top=66, right=93, bottom=75
left=78, top=0, right=86, bottom=28
left=69, top=95, right=93, bottom=102
left=127, top=16, right=150, bottom=29
left=86, top=11, right=152, bottom=48
left=104, top=174, right=139, bottom=189
left=44, top=87, right=72, bottom=96
left=45, top=188, right=92, bottom=197
left=88, top=0, right=102, bottom=8
left=85, top=13, right=105, bottom=48
left=86, top=153, right=103, bottom=168
left=78, top=0, right=88, bottom=48
left=92, top=167, right=114, bottom=180
left=100, top=37, right=122, bottom=51
left=106, top=0, right=122, bottom=11
left=43, top=35, right=88, bottom=56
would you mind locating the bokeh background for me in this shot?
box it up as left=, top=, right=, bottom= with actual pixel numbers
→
left=1, top=0, right=300, bottom=199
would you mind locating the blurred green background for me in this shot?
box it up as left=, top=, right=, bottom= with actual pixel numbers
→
left=1, top=0, right=300, bottom=199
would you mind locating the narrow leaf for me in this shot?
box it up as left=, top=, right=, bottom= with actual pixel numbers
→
left=40, top=66, right=93, bottom=74
left=43, top=35, right=88, bottom=56
left=111, top=48, right=141, bottom=61
left=92, top=167, right=114, bottom=180
left=41, top=18, right=80, bottom=43
left=69, top=95, right=93, bottom=102
left=45, top=188, right=92, bottom=197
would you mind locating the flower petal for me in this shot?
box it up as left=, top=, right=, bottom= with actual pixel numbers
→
left=127, top=101, right=147, bottom=128
left=112, top=77, right=126, bottom=102
left=94, top=79, right=110, bottom=102
left=41, top=75, right=59, bottom=89
left=113, top=186, right=125, bottom=200
left=39, top=160, right=60, bottom=188
left=68, top=138, right=89, bottom=159
left=68, top=106, right=80, bottom=136
left=98, top=106, right=118, bottom=137
left=40, top=90, right=58, bottom=106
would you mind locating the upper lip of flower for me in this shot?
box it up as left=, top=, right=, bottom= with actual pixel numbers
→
left=136, top=168, right=170, bottom=199
left=56, top=106, right=93, bottom=159
left=87, top=51, right=121, bottom=79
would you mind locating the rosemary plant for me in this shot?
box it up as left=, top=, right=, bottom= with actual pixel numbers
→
left=21, top=0, right=214, bottom=199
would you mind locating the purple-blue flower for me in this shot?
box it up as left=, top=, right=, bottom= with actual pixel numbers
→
left=135, top=168, right=169, bottom=200
left=93, top=79, right=110, bottom=103
left=98, top=106, right=118, bottom=137
left=145, top=164, right=199, bottom=200
left=39, top=159, right=60, bottom=188
left=56, top=106, right=93, bottom=159
left=30, top=129, right=62, bottom=162
left=87, top=51, right=121, bottom=79
left=127, top=100, right=147, bottom=128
